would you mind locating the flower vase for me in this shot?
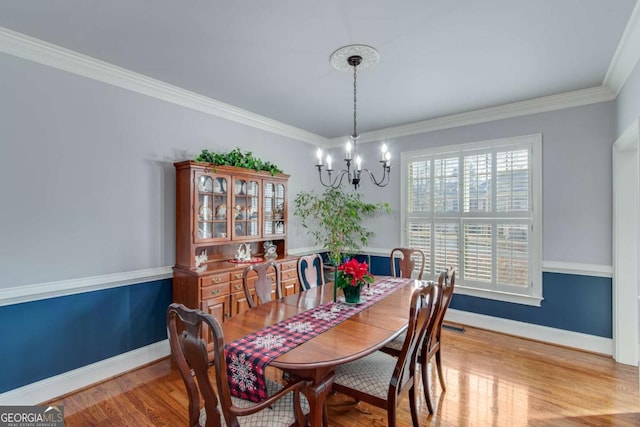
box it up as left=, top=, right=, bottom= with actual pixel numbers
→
left=342, top=284, right=362, bottom=304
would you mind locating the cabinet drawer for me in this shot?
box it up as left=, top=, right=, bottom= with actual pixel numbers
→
left=199, top=272, right=230, bottom=287
left=280, top=260, right=297, bottom=271
left=282, top=268, right=297, bottom=281
left=230, top=280, right=245, bottom=293
left=201, top=282, right=230, bottom=300
left=230, top=271, right=244, bottom=281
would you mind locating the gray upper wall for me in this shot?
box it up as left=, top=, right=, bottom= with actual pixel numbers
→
left=0, top=53, right=320, bottom=289
left=616, top=56, right=640, bottom=137
left=358, top=102, right=615, bottom=266
left=0, top=50, right=615, bottom=290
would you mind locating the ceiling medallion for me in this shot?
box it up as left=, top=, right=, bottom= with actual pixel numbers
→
left=330, top=44, right=380, bottom=72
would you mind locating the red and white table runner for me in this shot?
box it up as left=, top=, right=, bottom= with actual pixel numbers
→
left=224, top=277, right=411, bottom=402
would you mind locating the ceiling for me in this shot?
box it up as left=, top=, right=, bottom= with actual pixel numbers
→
left=0, top=1, right=637, bottom=140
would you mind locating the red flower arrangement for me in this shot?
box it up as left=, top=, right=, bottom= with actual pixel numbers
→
left=336, top=258, right=375, bottom=289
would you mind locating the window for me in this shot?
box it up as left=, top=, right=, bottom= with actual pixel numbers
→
left=401, top=134, right=542, bottom=306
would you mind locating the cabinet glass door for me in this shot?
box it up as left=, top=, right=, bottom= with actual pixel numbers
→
left=264, top=182, right=286, bottom=236
left=196, top=173, right=229, bottom=241
left=232, top=178, right=259, bottom=239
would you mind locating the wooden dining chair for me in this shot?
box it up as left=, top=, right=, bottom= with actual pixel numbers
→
left=297, top=253, right=325, bottom=291
left=243, top=260, right=282, bottom=308
left=166, top=303, right=309, bottom=427
left=424, top=268, right=455, bottom=396
left=331, top=283, right=439, bottom=426
left=390, top=247, right=426, bottom=280
left=380, top=268, right=455, bottom=413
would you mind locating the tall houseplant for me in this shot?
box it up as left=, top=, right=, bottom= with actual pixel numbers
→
left=293, top=188, right=391, bottom=268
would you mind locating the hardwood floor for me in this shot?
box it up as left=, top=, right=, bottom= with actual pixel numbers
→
left=46, top=325, right=640, bottom=426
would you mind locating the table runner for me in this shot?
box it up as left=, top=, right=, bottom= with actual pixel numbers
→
left=224, top=277, right=411, bottom=402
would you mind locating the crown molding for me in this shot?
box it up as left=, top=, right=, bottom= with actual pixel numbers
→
left=0, top=26, right=326, bottom=146
left=1, top=6, right=636, bottom=149
left=328, top=85, right=616, bottom=146
left=604, top=0, right=640, bottom=95
left=613, top=117, right=639, bottom=151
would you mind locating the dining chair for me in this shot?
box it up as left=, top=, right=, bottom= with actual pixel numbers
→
left=296, top=253, right=325, bottom=291
left=166, top=303, right=309, bottom=427
left=390, top=247, right=426, bottom=280
left=243, top=260, right=282, bottom=308
left=425, top=268, right=455, bottom=395
left=331, top=283, right=439, bottom=426
left=380, top=268, right=455, bottom=413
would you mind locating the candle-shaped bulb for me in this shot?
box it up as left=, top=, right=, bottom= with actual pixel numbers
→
left=385, top=151, right=391, bottom=165
left=345, top=141, right=352, bottom=160
left=316, top=148, right=323, bottom=165
left=327, top=155, right=333, bottom=171
left=356, top=155, right=362, bottom=171
left=381, top=143, right=388, bottom=161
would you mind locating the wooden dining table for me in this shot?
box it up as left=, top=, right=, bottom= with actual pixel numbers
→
left=221, top=276, right=420, bottom=427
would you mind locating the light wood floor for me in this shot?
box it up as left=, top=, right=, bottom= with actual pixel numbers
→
left=46, top=325, right=640, bottom=426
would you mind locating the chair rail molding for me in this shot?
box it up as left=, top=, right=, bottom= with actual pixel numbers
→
left=0, top=266, right=173, bottom=307
left=541, top=260, right=613, bottom=278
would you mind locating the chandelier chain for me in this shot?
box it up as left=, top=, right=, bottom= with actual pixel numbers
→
left=352, top=62, right=358, bottom=140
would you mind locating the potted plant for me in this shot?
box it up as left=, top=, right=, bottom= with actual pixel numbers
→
left=293, top=187, right=391, bottom=271
left=335, top=257, right=375, bottom=303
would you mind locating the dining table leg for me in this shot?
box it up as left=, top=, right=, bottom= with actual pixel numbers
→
left=294, top=369, right=335, bottom=427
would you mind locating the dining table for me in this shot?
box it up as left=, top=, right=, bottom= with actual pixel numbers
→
left=221, top=276, right=420, bottom=427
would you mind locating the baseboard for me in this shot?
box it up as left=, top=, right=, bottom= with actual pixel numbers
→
left=446, top=309, right=613, bottom=356
left=0, top=340, right=171, bottom=405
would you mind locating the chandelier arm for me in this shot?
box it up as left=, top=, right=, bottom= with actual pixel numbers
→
left=317, top=166, right=351, bottom=189
left=359, top=165, right=391, bottom=187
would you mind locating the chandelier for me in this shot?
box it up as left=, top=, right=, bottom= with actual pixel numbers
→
left=315, top=45, right=391, bottom=190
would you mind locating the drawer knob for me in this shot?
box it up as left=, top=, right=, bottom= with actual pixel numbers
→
left=234, top=284, right=242, bottom=290
left=235, top=273, right=243, bottom=279
left=211, top=289, right=221, bottom=295
left=212, top=277, right=221, bottom=284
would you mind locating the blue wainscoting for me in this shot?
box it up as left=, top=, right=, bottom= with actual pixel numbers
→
left=0, top=257, right=612, bottom=395
left=368, top=255, right=612, bottom=338
left=0, top=278, right=172, bottom=394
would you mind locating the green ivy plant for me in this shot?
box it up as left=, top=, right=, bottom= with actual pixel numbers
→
left=294, top=188, right=391, bottom=267
left=196, top=147, right=283, bottom=175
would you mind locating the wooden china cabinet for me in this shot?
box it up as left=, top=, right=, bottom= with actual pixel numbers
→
left=172, top=161, right=299, bottom=326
